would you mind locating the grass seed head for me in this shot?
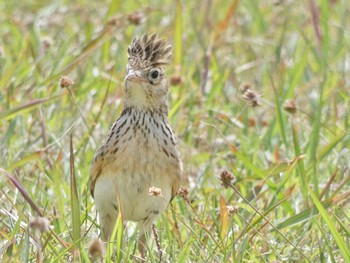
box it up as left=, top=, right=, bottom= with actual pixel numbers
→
left=29, top=216, right=50, bottom=233
left=227, top=205, right=238, bottom=215
left=177, top=186, right=190, bottom=203
left=59, top=76, right=74, bottom=88
left=283, top=99, right=297, bottom=114
left=88, top=238, right=105, bottom=261
left=42, top=36, right=53, bottom=49
left=127, top=12, right=143, bottom=25
left=107, top=15, right=122, bottom=27
left=170, top=75, right=183, bottom=86
left=220, top=169, right=235, bottom=188
left=240, top=83, right=251, bottom=93
left=240, top=83, right=261, bottom=107
left=242, top=88, right=261, bottom=107
left=149, top=186, right=162, bottom=197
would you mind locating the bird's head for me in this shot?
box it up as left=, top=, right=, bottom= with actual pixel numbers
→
left=124, top=34, right=172, bottom=112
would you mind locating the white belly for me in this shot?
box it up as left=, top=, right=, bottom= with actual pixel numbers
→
left=94, top=168, right=172, bottom=222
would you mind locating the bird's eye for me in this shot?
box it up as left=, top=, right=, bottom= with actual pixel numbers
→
left=151, top=70, right=159, bottom=79
left=148, top=68, right=162, bottom=84
left=150, top=68, right=161, bottom=79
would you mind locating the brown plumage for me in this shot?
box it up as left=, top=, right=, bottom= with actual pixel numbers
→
left=127, top=34, right=172, bottom=69
left=89, top=33, right=182, bottom=257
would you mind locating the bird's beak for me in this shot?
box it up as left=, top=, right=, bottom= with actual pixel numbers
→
left=124, top=70, right=146, bottom=83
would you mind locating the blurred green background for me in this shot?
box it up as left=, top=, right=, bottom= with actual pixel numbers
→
left=1, top=0, right=349, bottom=262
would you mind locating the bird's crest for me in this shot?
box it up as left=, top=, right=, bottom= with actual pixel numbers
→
left=127, top=33, right=172, bottom=70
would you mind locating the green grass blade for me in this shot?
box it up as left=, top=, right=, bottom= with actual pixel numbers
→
left=309, top=188, right=350, bottom=262
left=69, top=134, right=81, bottom=253
left=291, top=121, right=307, bottom=196
left=0, top=95, right=62, bottom=121
left=309, top=83, right=323, bottom=196
left=276, top=190, right=350, bottom=230
left=7, top=151, right=42, bottom=170
left=270, top=74, right=288, bottom=148
left=174, top=0, right=183, bottom=66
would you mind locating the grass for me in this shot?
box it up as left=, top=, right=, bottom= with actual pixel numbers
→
left=1, top=0, right=350, bottom=262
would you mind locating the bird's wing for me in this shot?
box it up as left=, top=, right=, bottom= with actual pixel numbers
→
left=89, top=143, right=106, bottom=198
left=89, top=117, right=121, bottom=197
left=170, top=158, right=182, bottom=202
left=89, top=153, right=103, bottom=197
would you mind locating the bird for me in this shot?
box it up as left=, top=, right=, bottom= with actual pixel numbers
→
left=89, top=33, right=183, bottom=256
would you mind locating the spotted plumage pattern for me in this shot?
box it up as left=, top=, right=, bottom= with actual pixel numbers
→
left=89, top=34, right=182, bottom=256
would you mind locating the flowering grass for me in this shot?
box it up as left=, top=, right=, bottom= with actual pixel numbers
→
left=1, top=0, right=350, bottom=262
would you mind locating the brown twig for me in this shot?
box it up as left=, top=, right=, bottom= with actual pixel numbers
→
left=152, top=224, right=163, bottom=262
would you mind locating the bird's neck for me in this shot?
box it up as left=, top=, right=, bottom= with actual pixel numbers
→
left=123, top=87, right=169, bottom=117
left=123, top=99, right=169, bottom=119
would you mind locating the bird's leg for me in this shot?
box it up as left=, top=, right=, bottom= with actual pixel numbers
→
left=99, top=213, right=117, bottom=242
left=138, top=221, right=151, bottom=259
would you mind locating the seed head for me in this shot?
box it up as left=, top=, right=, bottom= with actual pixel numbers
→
left=170, top=75, right=183, bottom=86
left=88, top=238, right=105, bottom=261
left=149, top=186, right=162, bottom=197
left=59, top=76, right=74, bottom=88
left=127, top=12, right=143, bottom=25
left=29, top=216, right=50, bottom=233
left=220, top=169, right=235, bottom=188
left=240, top=83, right=251, bottom=94
left=42, top=36, right=53, bottom=49
left=177, top=186, right=190, bottom=203
left=242, top=87, right=261, bottom=107
left=227, top=205, right=238, bottom=215
left=107, top=15, right=122, bottom=28
left=283, top=99, right=297, bottom=114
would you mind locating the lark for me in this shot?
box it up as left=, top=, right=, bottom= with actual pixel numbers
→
left=89, top=34, right=182, bottom=255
